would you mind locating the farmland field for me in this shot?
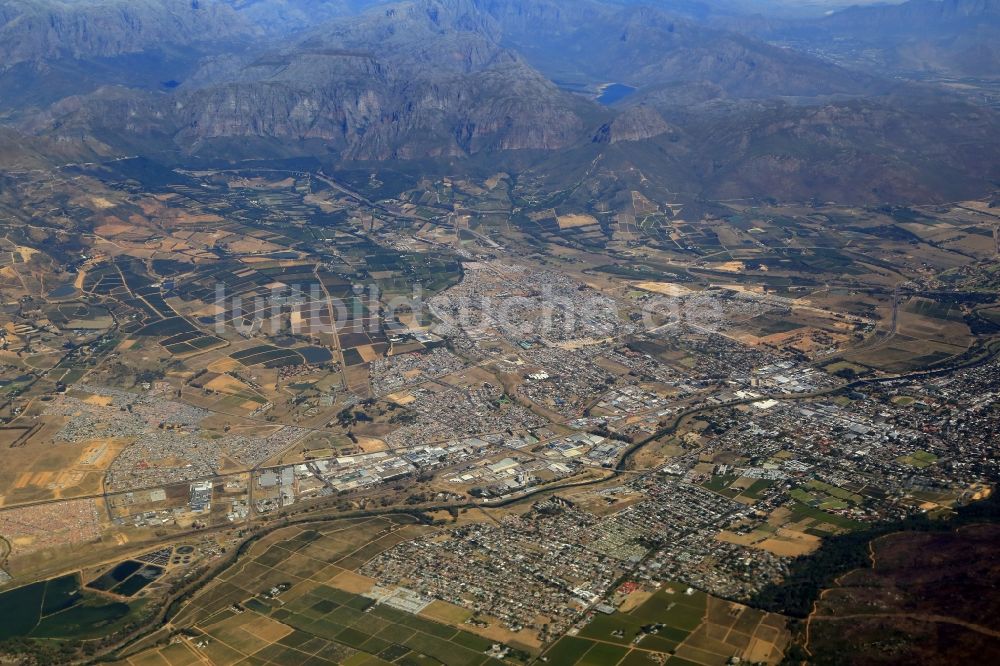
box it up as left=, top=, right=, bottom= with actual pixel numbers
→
left=540, top=582, right=789, bottom=665
left=121, top=517, right=514, bottom=666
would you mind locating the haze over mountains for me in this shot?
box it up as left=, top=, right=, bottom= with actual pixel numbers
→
left=754, top=0, right=1000, bottom=78
left=0, top=0, right=997, bottom=204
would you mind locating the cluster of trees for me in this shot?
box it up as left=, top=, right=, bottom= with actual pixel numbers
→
left=968, top=311, right=1000, bottom=336
left=388, top=411, right=417, bottom=425
left=337, top=407, right=373, bottom=426
left=0, top=636, right=85, bottom=664
left=104, top=361, right=166, bottom=387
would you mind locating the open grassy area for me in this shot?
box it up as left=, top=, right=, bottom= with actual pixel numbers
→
left=788, top=501, right=866, bottom=531
left=895, top=450, right=939, bottom=468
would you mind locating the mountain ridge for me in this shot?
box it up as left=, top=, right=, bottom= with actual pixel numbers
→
left=0, top=0, right=995, bottom=206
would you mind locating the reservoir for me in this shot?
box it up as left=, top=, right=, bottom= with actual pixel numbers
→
left=597, top=83, right=636, bottom=105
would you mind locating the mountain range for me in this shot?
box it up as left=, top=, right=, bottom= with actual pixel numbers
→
left=0, top=0, right=996, bottom=205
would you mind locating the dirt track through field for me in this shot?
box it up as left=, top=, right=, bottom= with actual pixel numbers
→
left=809, top=613, right=1000, bottom=639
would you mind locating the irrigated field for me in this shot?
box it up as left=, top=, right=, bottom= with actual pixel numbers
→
left=540, top=582, right=789, bottom=666
left=120, top=516, right=517, bottom=666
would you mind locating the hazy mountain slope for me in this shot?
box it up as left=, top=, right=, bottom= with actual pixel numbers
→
left=0, top=0, right=258, bottom=114
left=690, top=94, right=999, bottom=202
left=524, top=90, right=1000, bottom=206
left=0, top=0, right=252, bottom=68
left=222, top=1, right=403, bottom=35
left=474, top=0, right=881, bottom=99
left=821, top=0, right=1000, bottom=34
left=763, top=0, right=1000, bottom=78
left=824, top=0, right=1000, bottom=77
left=0, top=126, right=111, bottom=169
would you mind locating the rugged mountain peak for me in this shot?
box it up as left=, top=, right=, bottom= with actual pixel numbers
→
left=22, top=0, right=587, bottom=161
left=592, top=105, right=673, bottom=144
